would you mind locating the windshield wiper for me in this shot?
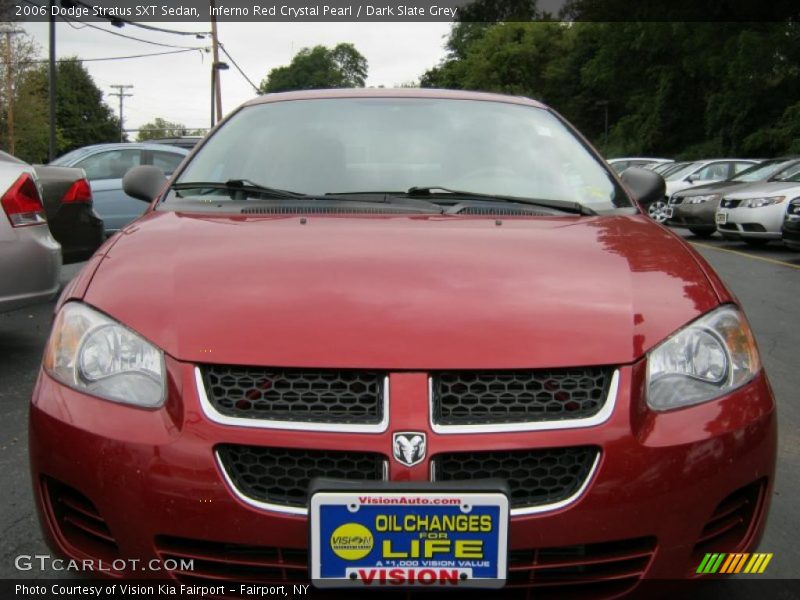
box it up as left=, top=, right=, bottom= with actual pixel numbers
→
left=405, top=186, right=596, bottom=215
left=323, top=191, right=443, bottom=212
left=171, top=179, right=308, bottom=200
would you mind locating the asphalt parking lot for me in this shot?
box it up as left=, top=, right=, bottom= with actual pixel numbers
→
left=0, top=227, right=797, bottom=590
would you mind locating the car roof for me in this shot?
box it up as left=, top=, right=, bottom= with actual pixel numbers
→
left=62, top=142, right=189, bottom=154
left=243, top=87, right=548, bottom=109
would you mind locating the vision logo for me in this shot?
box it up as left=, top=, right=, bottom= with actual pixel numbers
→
left=696, top=553, right=773, bottom=574
left=330, top=523, right=374, bottom=561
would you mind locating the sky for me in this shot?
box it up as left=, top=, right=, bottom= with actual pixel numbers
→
left=23, top=21, right=452, bottom=133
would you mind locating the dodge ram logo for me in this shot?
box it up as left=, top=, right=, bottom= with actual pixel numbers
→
left=393, top=432, right=426, bottom=467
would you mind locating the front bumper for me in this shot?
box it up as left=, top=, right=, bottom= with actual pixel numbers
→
left=716, top=204, right=786, bottom=240
left=666, top=198, right=719, bottom=231
left=30, top=359, right=776, bottom=592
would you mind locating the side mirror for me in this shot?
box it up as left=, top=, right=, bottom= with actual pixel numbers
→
left=122, top=166, right=167, bottom=203
left=619, top=167, right=666, bottom=208
left=685, top=175, right=694, bottom=183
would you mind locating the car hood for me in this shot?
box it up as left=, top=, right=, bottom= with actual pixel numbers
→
left=672, top=180, right=745, bottom=197
left=83, top=211, right=720, bottom=369
left=665, top=178, right=724, bottom=197
left=723, top=181, right=800, bottom=199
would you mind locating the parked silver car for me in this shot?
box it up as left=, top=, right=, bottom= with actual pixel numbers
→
left=608, top=157, right=672, bottom=173
left=716, top=173, right=800, bottom=245
left=50, top=143, right=188, bottom=235
left=646, top=158, right=760, bottom=223
left=0, top=160, right=61, bottom=313
left=666, top=157, right=800, bottom=237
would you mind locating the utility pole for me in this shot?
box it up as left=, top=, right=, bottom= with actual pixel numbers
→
left=109, top=85, right=133, bottom=142
left=2, top=28, right=24, bottom=155
left=209, top=0, right=222, bottom=126
left=48, top=3, right=56, bottom=162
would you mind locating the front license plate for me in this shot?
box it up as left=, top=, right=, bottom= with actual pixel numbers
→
left=664, top=207, right=673, bottom=219
left=716, top=211, right=728, bottom=224
left=310, top=490, right=509, bottom=588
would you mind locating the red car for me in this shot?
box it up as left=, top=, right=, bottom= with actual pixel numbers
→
left=31, top=89, right=775, bottom=594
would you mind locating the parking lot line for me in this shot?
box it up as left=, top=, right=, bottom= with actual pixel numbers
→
left=690, top=242, right=800, bottom=271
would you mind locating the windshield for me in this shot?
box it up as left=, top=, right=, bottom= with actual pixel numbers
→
left=50, top=147, right=95, bottom=166
left=665, top=162, right=701, bottom=181
left=772, top=162, right=800, bottom=182
left=731, top=159, right=796, bottom=182
left=176, top=98, right=626, bottom=210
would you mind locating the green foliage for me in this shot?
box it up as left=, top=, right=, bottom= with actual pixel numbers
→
left=259, top=43, right=368, bottom=93
left=1, top=48, right=120, bottom=163
left=137, top=117, right=192, bottom=141
left=53, top=58, right=121, bottom=154
left=421, top=21, right=800, bottom=158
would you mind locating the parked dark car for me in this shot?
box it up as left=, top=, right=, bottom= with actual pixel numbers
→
left=33, top=165, right=104, bottom=263
left=0, top=150, right=103, bottom=264
left=50, top=143, right=188, bottom=235
left=782, top=198, right=800, bottom=250
left=667, top=157, right=800, bottom=237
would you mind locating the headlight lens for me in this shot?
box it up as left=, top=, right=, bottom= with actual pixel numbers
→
left=685, top=193, right=721, bottom=204
left=741, top=196, right=785, bottom=208
left=43, top=302, right=166, bottom=407
left=785, top=198, right=800, bottom=218
left=646, top=305, right=760, bottom=411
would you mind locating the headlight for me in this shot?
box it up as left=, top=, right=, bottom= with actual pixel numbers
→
left=785, top=198, right=800, bottom=218
left=646, top=305, right=760, bottom=411
left=43, top=302, right=166, bottom=407
left=741, top=196, right=785, bottom=208
left=685, top=193, right=721, bottom=204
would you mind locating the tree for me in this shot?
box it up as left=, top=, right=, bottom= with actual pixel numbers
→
left=420, top=20, right=800, bottom=158
left=259, top=43, right=368, bottom=93
left=137, top=118, right=201, bottom=141
left=53, top=58, right=120, bottom=154
left=0, top=29, right=43, bottom=158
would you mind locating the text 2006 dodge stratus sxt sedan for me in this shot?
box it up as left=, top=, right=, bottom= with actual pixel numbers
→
left=31, top=89, right=775, bottom=593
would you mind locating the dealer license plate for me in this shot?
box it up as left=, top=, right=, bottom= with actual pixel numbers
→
left=310, top=490, right=509, bottom=588
left=716, top=211, right=728, bottom=224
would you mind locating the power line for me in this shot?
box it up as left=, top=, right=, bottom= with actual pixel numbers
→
left=219, top=42, right=259, bottom=93
left=5, top=47, right=208, bottom=65
left=65, top=0, right=210, bottom=37
left=20, top=0, right=210, bottom=37
left=65, top=18, right=207, bottom=50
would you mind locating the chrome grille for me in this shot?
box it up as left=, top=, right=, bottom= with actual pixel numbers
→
left=431, top=368, right=613, bottom=426
left=217, top=445, right=385, bottom=509
left=200, top=365, right=385, bottom=425
left=432, top=446, right=599, bottom=510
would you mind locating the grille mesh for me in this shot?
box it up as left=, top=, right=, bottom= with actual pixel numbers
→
left=217, top=445, right=385, bottom=508
left=432, top=447, right=598, bottom=509
left=201, top=365, right=384, bottom=424
left=432, top=368, right=612, bottom=426
left=721, top=199, right=742, bottom=208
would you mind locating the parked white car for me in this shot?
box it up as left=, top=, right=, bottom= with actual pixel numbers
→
left=716, top=177, right=800, bottom=246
